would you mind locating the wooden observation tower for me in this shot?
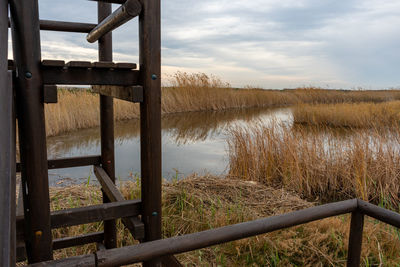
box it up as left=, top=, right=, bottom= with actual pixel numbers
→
left=0, top=0, right=399, bottom=266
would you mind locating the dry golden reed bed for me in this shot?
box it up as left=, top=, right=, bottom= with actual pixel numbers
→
left=50, top=176, right=400, bottom=266
left=45, top=72, right=400, bottom=136
left=228, top=123, right=400, bottom=210
left=294, top=101, right=400, bottom=128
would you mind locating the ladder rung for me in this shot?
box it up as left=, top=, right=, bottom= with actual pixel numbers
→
left=16, top=199, right=142, bottom=230
left=16, top=155, right=101, bottom=173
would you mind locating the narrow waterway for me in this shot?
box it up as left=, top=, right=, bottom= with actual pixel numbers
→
left=46, top=107, right=292, bottom=186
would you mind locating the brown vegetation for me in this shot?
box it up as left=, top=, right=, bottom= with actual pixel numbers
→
left=50, top=175, right=400, bottom=266
left=293, top=101, right=400, bottom=128
left=45, top=72, right=400, bottom=136
left=228, top=123, right=400, bottom=210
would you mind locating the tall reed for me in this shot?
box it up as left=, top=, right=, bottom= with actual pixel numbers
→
left=228, top=123, right=400, bottom=209
left=45, top=72, right=400, bottom=136
left=293, top=101, right=400, bottom=128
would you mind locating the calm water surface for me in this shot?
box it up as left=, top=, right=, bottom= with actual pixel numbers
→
left=46, top=108, right=292, bottom=186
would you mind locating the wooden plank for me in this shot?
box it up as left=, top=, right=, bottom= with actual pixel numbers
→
left=98, top=2, right=117, bottom=250
left=43, top=85, right=58, bottom=103
left=115, top=62, right=137, bottom=69
left=139, top=0, right=162, bottom=265
left=10, top=0, right=53, bottom=261
left=92, top=85, right=143, bottom=102
left=347, top=210, right=364, bottom=267
left=53, top=232, right=104, bottom=250
left=42, top=67, right=140, bottom=86
left=16, top=155, right=102, bottom=173
left=92, top=61, right=116, bottom=68
left=94, top=166, right=145, bottom=240
left=66, top=61, right=93, bottom=68
left=41, top=60, right=65, bottom=67
left=16, top=199, right=141, bottom=233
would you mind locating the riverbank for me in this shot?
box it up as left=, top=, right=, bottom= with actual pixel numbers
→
left=51, top=175, right=400, bottom=266
left=45, top=72, right=400, bottom=136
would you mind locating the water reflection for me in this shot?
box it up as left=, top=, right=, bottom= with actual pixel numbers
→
left=46, top=107, right=291, bottom=185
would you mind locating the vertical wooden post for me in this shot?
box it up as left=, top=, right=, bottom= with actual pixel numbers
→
left=1, top=4, right=16, bottom=261
left=98, top=2, right=117, bottom=249
left=9, top=0, right=53, bottom=262
left=139, top=0, right=162, bottom=266
left=347, top=210, right=364, bottom=267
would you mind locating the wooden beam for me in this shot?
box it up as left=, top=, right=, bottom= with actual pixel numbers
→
left=53, top=232, right=104, bottom=250
left=139, top=0, right=162, bottom=265
left=94, top=166, right=145, bottom=240
left=98, top=1, right=117, bottom=250
left=92, top=85, right=143, bottom=102
left=16, top=155, right=102, bottom=173
left=16, top=199, right=141, bottom=234
left=43, top=85, right=58, bottom=103
left=0, top=68, right=16, bottom=265
left=347, top=210, right=364, bottom=267
left=42, top=67, right=139, bottom=86
left=10, top=0, right=53, bottom=260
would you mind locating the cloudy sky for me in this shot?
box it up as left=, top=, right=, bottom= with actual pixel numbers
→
left=8, top=0, right=400, bottom=89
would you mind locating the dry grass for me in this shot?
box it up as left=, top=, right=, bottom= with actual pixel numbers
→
left=49, top=175, right=400, bottom=266
left=293, top=101, right=400, bottom=128
left=44, top=72, right=400, bottom=136
left=228, top=123, right=400, bottom=210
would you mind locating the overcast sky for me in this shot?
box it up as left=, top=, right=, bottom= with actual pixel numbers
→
left=8, top=0, right=400, bottom=89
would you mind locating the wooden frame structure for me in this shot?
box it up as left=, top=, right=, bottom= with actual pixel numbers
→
left=0, top=0, right=399, bottom=266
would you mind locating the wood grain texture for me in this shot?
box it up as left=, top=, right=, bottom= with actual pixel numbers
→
left=10, top=0, right=53, bottom=261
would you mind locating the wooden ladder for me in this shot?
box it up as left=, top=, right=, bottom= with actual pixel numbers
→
left=2, top=0, right=180, bottom=266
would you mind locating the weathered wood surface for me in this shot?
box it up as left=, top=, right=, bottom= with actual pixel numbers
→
left=43, top=85, right=57, bottom=103
left=87, top=0, right=141, bottom=43
left=16, top=155, right=102, bottom=173
left=139, top=0, right=162, bottom=265
left=0, top=3, right=14, bottom=265
left=8, top=18, right=96, bottom=33
left=94, top=166, right=145, bottom=240
left=347, top=210, right=364, bottom=267
left=98, top=1, right=117, bottom=250
left=92, top=85, right=143, bottom=102
left=0, top=70, right=16, bottom=266
left=16, top=199, right=141, bottom=231
left=10, top=0, right=53, bottom=262
left=42, top=67, right=139, bottom=85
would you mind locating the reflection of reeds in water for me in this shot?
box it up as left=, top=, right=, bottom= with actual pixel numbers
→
left=228, top=122, right=400, bottom=209
left=47, top=108, right=283, bottom=155
left=161, top=107, right=285, bottom=144
left=44, top=72, right=400, bottom=136
left=293, top=101, right=400, bottom=128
